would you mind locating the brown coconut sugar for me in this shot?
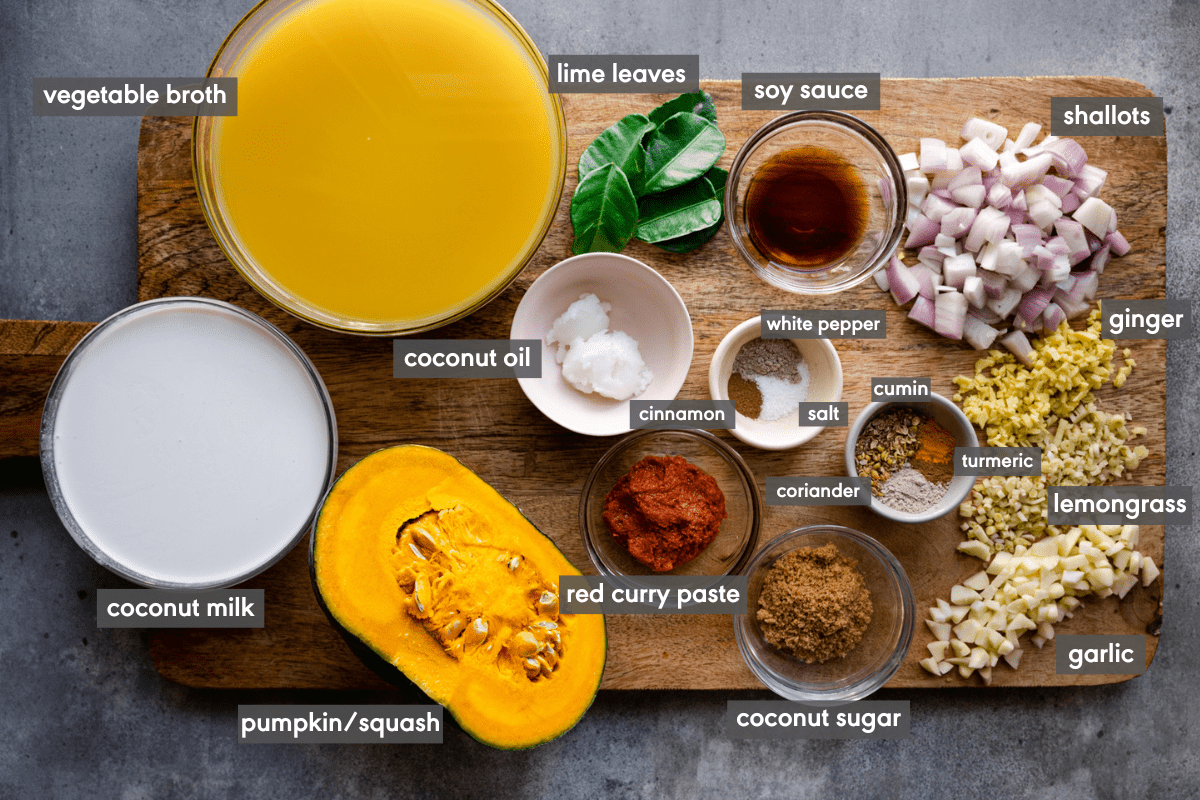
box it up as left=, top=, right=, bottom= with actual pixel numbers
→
left=755, top=543, right=873, bottom=663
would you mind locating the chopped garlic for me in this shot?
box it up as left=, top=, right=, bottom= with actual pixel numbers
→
left=925, top=525, right=1159, bottom=684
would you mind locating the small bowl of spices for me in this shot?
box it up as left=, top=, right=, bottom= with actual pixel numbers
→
left=845, top=393, right=978, bottom=524
left=580, top=428, right=761, bottom=581
left=709, top=316, right=843, bottom=450
left=735, top=525, right=915, bottom=702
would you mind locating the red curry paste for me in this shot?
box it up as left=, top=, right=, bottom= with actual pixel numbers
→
left=602, top=455, right=727, bottom=572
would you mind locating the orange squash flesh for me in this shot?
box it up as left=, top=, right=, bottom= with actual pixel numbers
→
left=313, top=445, right=606, bottom=749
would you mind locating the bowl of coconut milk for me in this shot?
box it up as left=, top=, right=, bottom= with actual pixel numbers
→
left=40, top=298, right=337, bottom=588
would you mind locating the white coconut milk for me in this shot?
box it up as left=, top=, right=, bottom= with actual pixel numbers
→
left=47, top=300, right=334, bottom=587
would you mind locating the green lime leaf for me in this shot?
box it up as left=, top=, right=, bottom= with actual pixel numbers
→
left=704, top=165, right=729, bottom=195
left=570, top=163, right=639, bottom=255
left=577, top=114, right=655, bottom=191
left=648, top=90, right=717, bottom=127
left=652, top=213, right=723, bottom=253
left=635, top=177, right=721, bottom=243
left=641, top=112, right=726, bottom=195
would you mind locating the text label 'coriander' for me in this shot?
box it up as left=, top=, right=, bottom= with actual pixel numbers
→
left=766, top=477, right=870, bottom=506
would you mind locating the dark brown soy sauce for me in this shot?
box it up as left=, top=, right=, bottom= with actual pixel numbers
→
left=744, top=146, right=870, bottom=269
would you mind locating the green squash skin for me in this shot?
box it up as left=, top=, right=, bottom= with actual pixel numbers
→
left=309, top=445, right=607, bottom=750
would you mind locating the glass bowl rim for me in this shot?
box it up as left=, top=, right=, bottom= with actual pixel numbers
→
left=190, top=0, right=568, bottom=336
left=578, top=427, right=764, bottom=587
left=734, top=523, right=916, bottom=702
left=39, top=296, right=339, bottom=589
left=842, top=392, right=981, bottom=524
left=724, top=109, right=908, bottom=296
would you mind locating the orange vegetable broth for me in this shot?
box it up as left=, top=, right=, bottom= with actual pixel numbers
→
left=212, top=0, right=561, bottom=327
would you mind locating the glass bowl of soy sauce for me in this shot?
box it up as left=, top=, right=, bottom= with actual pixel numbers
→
left=726, top=111, right=906, bottom=294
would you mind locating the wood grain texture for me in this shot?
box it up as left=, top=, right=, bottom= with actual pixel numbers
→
left=3, top=78, right=1166, bottom=689
left=0, top=321, right=94, bottom=456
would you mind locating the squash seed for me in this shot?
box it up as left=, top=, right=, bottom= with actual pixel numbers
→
left=536, top=655, right=554, bottom=678
left=443, top=617, right=465, bottom=640
left=536, top=591, right=559, bottom=619
left=394, top=566, right=417, bottom=590
left=541, top=646, right=558, bottom=669
left=511, top=631, right=540, bottom=658
left=409, top=526, right=441, bottom=554
left=411, top=578, right=432, bottom=618
left=464, top=617, right=488, bottom=648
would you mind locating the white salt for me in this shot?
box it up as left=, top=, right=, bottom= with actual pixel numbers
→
left=753, top=360, right=811, bottom=421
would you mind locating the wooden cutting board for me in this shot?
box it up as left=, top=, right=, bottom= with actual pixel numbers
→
left=0, top=78, right=1165, bottom=689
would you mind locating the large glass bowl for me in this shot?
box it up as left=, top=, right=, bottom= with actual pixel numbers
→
left=192, top=0, right=566, bottom=336
left=734, top=525, right=915, bottom=702
left=726, top=110, right=906, bottom=295
left=40, top=297, right=337, bottom=589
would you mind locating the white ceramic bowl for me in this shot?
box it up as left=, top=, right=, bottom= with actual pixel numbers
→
left=511, top=253, right=694, bottom=437
left=843, top=393, right=979, bottom=524
left=708, top=316, right=843, bottom=450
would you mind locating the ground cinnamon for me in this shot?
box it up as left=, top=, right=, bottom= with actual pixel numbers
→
left=755, top=543, right=873, bottom=663
left=727, top=373, right=762, bottom=418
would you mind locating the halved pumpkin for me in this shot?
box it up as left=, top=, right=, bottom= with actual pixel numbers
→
left=311, top=445, right=606, bottom=749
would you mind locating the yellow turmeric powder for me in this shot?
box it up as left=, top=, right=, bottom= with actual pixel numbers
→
left=912, top=418, right=955, bottom=484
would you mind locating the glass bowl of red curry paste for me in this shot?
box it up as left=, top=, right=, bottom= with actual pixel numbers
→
left=580, top=428, right=762, bottom=584
left=734, top=525, right=915, bottom=702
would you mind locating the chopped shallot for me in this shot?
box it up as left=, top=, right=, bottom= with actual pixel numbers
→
left=887, top=116, right=1128, bottom=347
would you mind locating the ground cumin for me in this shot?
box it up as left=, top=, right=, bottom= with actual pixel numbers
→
left=755, top=543, right=873, bottom=663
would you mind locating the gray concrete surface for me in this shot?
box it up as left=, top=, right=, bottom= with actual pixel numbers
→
left=2, top=0, right=1198, bottom=797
